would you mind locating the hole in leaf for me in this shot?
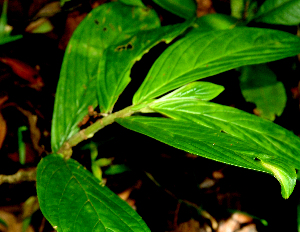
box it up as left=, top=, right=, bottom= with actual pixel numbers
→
left=115, top=43, right=134, bottom=52
left=254, top=157, right=260, bottom=161
left=94, top=19, right=99, bottom=25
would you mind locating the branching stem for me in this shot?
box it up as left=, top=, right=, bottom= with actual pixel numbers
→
left=57, top=105, right=137, bottom=158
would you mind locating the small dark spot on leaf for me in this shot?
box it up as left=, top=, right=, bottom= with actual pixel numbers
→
left=127, top=43, right=133, bottom=50
left=220, top=130, right=226, bottom=133
left=94, top=19, right=99, bottom=25
left=254, top=157, right=260, bottom=161
left=103, top=27, right=107, bottom=31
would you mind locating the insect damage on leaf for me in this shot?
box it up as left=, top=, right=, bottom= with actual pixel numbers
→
left=115, top=42, right=134, bottom=52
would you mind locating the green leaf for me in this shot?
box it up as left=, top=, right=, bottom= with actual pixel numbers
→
left=37, top=154, right=150, bottom=232
left=0, top=0, right=22, bottom=44
left=133, top=27, right=300, bottom=104
left=116, top=115, right=297, bottom=198
left=51, top=2, right=160, bottom=152
left=0, top=0, right=8, bottom=37
left=251, top=0, right=300, bottom=25
left=98, top=19, right=193, bottom=113
left=60, top=0, right=71, bottom=6
left=133, top=27, right=300, bottom=105
left=0, top=34, right=22, bottom=45
left=239, top=64, right=287, bottom=121
left=156, top=81, right=224, bottom=101
left=152, top=0, right=196, bottom=19
left=148, top=99, right=300, bottom=197
left=119, top=0, right=145, bottom=7
left=105, top=164, right=131, bottom=175
left=231, top=0, right=245, bottom=19
left=192, top=14, right=238, bottom=32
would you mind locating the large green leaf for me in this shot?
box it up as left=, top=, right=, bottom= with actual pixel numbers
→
left=37, top=154, right=150, bottom=232
left=251, top=0, right=300, bottom=25
left=148, top=98, right=300, bottom=197
left=239, top=64, right=287, bottom=121
left=98, top=19, right=193, bottom=113
left=51, top=2, right=160, bottom=152
left=116, top=115, right=297, bottom=198
left=150, top=99, right=300, bottom=168
left=133, top=27, right=300, bottom=105
left=152, top=0, right=196, bottom=19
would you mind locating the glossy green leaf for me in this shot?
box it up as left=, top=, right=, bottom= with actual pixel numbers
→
left=239, top=64, right=287, bottom=121
left=119, top=0, right=145, bottom=7
left=51, top=2, right=160, bottom=152
left=116, top=115, right=297, bottom=198
left=157, top=81, right=224, bottom=101
left=37, top=154, right=150, bottom=232
left=152, top=0, right=196, bottom=19
left=98, top=19, right=193, bottom=113
left=148, top=99, right=300, bottom=197
left=133, top=27, right=300, bottom=105
left=150, top=99, right=300, bottom=168
left=251, top=0, right=300, bottom=25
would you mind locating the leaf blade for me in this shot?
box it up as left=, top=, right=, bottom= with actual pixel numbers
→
left=98, top=19, right=193, bottom=113
left=116, top=116, right=297, bottom=198
left=252, top=0, right=300, bottom=25
left=150, top=99, right=300, bottom=168
left=51, top=2, right=160, bottom=152
left=37, top=154, right=150, bottom=232
left=133, top=27, right=300, bottom=105
left=152, top=0, right=196, bottom=19
left=239, top=64, right=287, bottom=121
left=157, top=81, right=224, bottom=101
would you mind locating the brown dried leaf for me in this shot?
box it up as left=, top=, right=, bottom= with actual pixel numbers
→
left=175, top=219, right=201, bottom=232
left=0, top=58, right=44, bottom=90
left=0, top=210, right=34, bottom=232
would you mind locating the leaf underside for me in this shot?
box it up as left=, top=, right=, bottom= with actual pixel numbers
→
left=37, top=154, right=150, bottom=232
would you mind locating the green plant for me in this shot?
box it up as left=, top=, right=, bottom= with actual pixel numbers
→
left=36, top=0, right=300, bottom=231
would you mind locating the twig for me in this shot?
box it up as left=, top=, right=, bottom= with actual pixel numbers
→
left=0, top=168, right=36, bottom=185
left=57, top=105, right=136, bottom=158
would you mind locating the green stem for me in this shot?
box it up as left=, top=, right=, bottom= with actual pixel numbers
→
left=57, top=105, right=137, bottom=159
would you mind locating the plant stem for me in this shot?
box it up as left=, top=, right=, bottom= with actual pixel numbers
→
left=57, top=105, right=136, bottom=159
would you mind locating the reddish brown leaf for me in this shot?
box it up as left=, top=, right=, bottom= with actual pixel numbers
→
left=0, top=113, right=6, bottom=149
left=0, top=58, right=44, bottom=90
